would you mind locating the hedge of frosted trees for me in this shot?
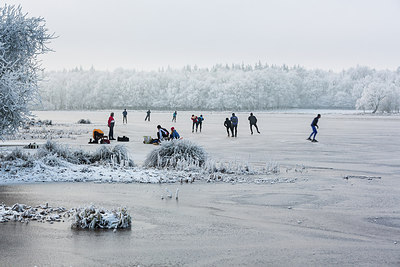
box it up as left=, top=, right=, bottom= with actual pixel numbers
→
left=38, top=63, right=400, bottom=113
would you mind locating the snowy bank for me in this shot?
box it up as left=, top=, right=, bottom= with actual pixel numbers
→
left=0, top=140, right=306, bottom=185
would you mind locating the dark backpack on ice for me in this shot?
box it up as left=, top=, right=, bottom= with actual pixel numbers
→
left=117, top=136, right=130, bottom=142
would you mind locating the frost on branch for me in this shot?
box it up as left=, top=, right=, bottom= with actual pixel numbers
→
left=0, top=4, right=54, bottom=137
left=144, top=139, right=207, bottom=168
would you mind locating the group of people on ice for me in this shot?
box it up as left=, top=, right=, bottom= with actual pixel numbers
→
left=107, top=110, right=322, bottom=144
left=223, top=113, right=260, bottom=137
left=191, top=114, right=204, bottom=133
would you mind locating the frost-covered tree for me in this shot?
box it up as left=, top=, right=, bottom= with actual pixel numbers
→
left=0, top=5, right=53, bottom=136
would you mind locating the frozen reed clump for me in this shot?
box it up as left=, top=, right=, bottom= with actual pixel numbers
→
left=71, top=205, right=131, bottom=229
left=77, top=119, right=91, bottom=124
left=1, top=148, right=35, bottom=168
left=4, top=147, right=30, bottom=161
left=38, top=140, right=92, bottom=164
left=91, top=144, right=134, bottom=166
left=37, top=140, right=134, bottom=166
left=144, top=139, right=207, bottom=169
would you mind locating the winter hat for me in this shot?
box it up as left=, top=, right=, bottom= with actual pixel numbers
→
left=171, top=127, right=175, bottom=131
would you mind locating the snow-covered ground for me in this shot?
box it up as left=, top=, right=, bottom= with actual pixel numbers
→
left=0, top=110, right=399, bottom=265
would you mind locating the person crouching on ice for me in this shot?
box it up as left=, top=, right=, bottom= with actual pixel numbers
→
left=157, top=125, right=169, bottom=143
left=170, top=127, right=180, bottom=139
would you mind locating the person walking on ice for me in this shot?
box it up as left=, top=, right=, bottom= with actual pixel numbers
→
left=230, top=113, right=238, bottom=137
left=145, top=110, right=151, bottom=121
left=307, top=114, right=321, bottom=142
left=122, top=109, right=128, bottom=124
left=248, top=113, right=260, bottom=135
left=172, top=111, right=177, bottom=122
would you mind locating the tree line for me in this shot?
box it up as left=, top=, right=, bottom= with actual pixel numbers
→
left=37, top=63, right=400, bottom=113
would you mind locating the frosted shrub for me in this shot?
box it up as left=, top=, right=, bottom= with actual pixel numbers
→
left=37, top=140, right=134, bottom=166
left=5, top=148, right=29, bottom=161
left=41, top=154, right=66, bottom=167
left=91, top=145, right=134, bottom=166
left=77, top=119, right=91, bottom=124
left=144, top=139, right=207, bottom=168
left=265, top=161, right=280, bottom=174
left=71, top=205, right=131, bottom=229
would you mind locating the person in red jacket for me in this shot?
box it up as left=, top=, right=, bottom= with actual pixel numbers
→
left=108, top=112, right=116, bottom=140
left=191, top=114, right=198, bottom=133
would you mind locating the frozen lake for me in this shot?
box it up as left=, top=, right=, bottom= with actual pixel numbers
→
left=1, top=110, right=400, bottom=266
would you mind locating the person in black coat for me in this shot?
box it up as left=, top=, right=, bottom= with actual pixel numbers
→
left=224, top=118, right=232, bottom=137
left=248, top=113, right=260, bottom=135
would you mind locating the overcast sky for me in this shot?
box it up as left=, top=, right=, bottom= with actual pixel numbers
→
left=5, top=0, right=400, bottom=71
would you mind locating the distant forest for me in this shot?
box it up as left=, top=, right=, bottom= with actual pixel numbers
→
left=37, top=63, right=400, bottom=113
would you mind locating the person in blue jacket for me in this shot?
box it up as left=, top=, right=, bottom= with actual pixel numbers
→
left=170, top=127, right=180, bottom=139
left=197, top=115, right=204, bottom=132
left=307, top=114, right=321, bottom=142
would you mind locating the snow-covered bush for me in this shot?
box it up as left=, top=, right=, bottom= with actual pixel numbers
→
left=36, top=140, right=134, bottom=166
left=144, top=139, right=207, bottom=168
left=0, top=5, right=54, bottom=137
left=91, top=144, right=134, bottom=166
left=4, top=148, right=29, bottom=161
left=77, top=119, right=91, bottom=124
left=71, top=205, right=131, bottom=229
left=0, top=202, right=131, bottom=230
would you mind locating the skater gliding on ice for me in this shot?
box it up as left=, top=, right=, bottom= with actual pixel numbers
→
left=248, top=113, right=260, bottom=134
left=145, top=110, right=151, bottom=121
left=307, top=114, right=321, bottom=142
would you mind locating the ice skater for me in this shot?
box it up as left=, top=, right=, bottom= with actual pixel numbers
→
left=108, top=112, right=116, bottom=140
left=248, top=113, right=260, bottom=134
left=307, top=114, right=321, bottom=142
left=224, top=118, right=232, bottom=137
left=145, top=110, right=151, bottom=121
left=172, top=111, right=177, bottom=122
left=122, top=109, right=128, bottom=124
left=191, top=114, right=198, bottom=133
left=197, top=115, right=204, bottom=132
left=230, top=113, right=238, bottom=137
